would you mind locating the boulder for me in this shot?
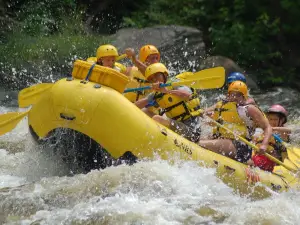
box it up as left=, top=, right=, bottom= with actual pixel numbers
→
left=199, top=56, right=258, bottom=89
left=112, top=25, right=206, bottom=74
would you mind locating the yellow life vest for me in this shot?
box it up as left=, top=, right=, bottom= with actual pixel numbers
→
left=212, top=101, right=252, bottom=139
left=86, top=57, right=97, bottom=63
left=123, top=67, right=152, bottom=103
left=86, top=57, right=126, bottom=74
left=252, top=132, right=287, bottom=160
left=114, top=62, right=127, bottom=74
left=154, top=88, right=201, bottom=121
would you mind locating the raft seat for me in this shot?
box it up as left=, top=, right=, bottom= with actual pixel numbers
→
left=72, top=59, right=129, bottom=93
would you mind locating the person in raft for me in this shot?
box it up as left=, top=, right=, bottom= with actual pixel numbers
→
left=249, top=104, right=291, bottom=171
left=266, top=104, right=291, bottom=142
left=125, top=44, right=160, bottom=75
left=134, top=62, right=202, bottom=143
left=123, top=45, right=161, bottom=103
left=199, top=81, right=273, bottom=164
left=91, top=44, right=131, bottom=75
left=227, top=72, right=257, bottom=105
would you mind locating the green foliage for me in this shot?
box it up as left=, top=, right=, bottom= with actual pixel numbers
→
left=0, top=7, right=109, bottom=89
left=123, top=0, right=300, bottom=87
left=0, top=31, right=108, bottom=66
left=16, top=0, right=77, bottom=36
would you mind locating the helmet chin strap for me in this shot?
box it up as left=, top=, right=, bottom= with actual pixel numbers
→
left=278, top=116, right=284, bottom=127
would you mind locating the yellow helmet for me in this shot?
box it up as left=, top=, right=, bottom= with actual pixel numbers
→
left=96, top=44, right=119, bottom=59
left=139, top=45, right=160, bottom=63
left=228, top=81, right=248, bottom=97
left=145, top=63, right=168, bottom=80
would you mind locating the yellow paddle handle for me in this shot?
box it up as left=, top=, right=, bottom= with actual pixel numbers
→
left=116, top=54, right=127, bottom=61
left=208, top=118, right=297, bottom=172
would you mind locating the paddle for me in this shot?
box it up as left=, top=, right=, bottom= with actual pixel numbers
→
left=205, top=116, right=298, bottom=173
left=18, top=54, right=128, bottom=108
left=18, top=83, right=53, bottom=108
left=273, top=134, right=300, bottom=168
left=0, top=111, right=29, bottom=136
left=116, top=54, right=127, bottom=61
left=123, top=67, right=225, bottom=93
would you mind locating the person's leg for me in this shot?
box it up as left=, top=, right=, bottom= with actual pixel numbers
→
left=198, top=139, right=237, bottom=159
left=232, top=140, right=252, bottom=163
left=142, top=108, right=156, bottom=118
left=152, top=115, right=171, bottom=127
left=169, top=118, right=200, bottom=143
left=153, top=116, right=201, bottom=143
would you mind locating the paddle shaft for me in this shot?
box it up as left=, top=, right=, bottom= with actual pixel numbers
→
left=124, top=83, right=171, bottom=93
left=273, top=134, right=288, bottom=146
left=207, top=117, right=297, bottom=172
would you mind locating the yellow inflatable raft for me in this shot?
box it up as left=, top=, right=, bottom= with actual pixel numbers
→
left=27, top=60, right=300, bottom=197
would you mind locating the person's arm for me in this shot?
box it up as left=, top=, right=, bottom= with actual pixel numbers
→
left=125, top=48, right=147, bottom=74
left=124, top=67, right=133, bottom=76
left=135, top=97, right=150, bottom=109
left=167, top=86, right=192, bottom=100
left=247, top=105, right=273, bottom=153
left=132, top=56, right=147, bottom=74
left=272, top=127, right=291, bottom=142
left=203, top=103, right=217, bottom=116
left=246, top=97, right=257, bottom=106
left=135, top=92, right=158, bottom=109
left=167, top=90, right=191, bottom=100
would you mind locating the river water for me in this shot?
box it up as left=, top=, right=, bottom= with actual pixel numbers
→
left=0, top=86, right=300, bottom=224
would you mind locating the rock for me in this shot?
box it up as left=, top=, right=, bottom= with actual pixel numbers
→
left=112, top=25, right=206, bottom=74
left=199, top=56, right=258, bottom=89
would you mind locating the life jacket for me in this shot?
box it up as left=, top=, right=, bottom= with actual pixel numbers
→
left=86, top=57, right=127, bottom=74
left=212, top=100, right=254, bottom=140
left=252, top=130, right=287, bottom=161
left=153, top=88, right=201, bottom=121
left=123, top=67, right=153, bottom=103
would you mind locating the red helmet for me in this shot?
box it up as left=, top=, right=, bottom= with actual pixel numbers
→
left=266, top=104, right=288, bottom=124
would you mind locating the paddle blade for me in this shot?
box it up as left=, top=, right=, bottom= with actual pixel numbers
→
left=286, top=145, right=300, bottom=168
left=172, top=74, right=225, bottom=90
left=116, top=54, right=127, bottom=61
left=18, top=83, right=53, bottom=108
left=273, top=135, right=300, bottom=169
left=175, top=72, right=194, bottom=80
left=173, top=67, right=225, bottom=89
left=0, top=111, right=29, bottom=136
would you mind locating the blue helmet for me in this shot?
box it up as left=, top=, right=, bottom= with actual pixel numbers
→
left=227, top=72, right=246, bottom=84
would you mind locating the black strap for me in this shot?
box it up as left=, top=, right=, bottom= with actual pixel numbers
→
left=134, top=77, right=149, bottom=83
left=215, top=101, right=227, bottom=134
left=85, top=63, right=96, bottom=81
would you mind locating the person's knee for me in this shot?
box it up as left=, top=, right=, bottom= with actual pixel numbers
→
left=198, top=140, right=213, bottom=148
left=152, top=115, right=170, bottom=126
left=142, top=108, right=154, bottom=117
left=152, top=115, right=164, bottom=123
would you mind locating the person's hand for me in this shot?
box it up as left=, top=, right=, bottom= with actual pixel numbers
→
left=167, top=90, right=177, bottom=94
left=257, top=143, right=267, bottom=154
left=246, top=159, right=254, bottom=166
left=204, top=111, right=214, bottom=118
left=151, top=82, right=161, bottom=91
left=125, top=48, right=135, bottom=58
left=151, top=82, right=168, bottom=93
